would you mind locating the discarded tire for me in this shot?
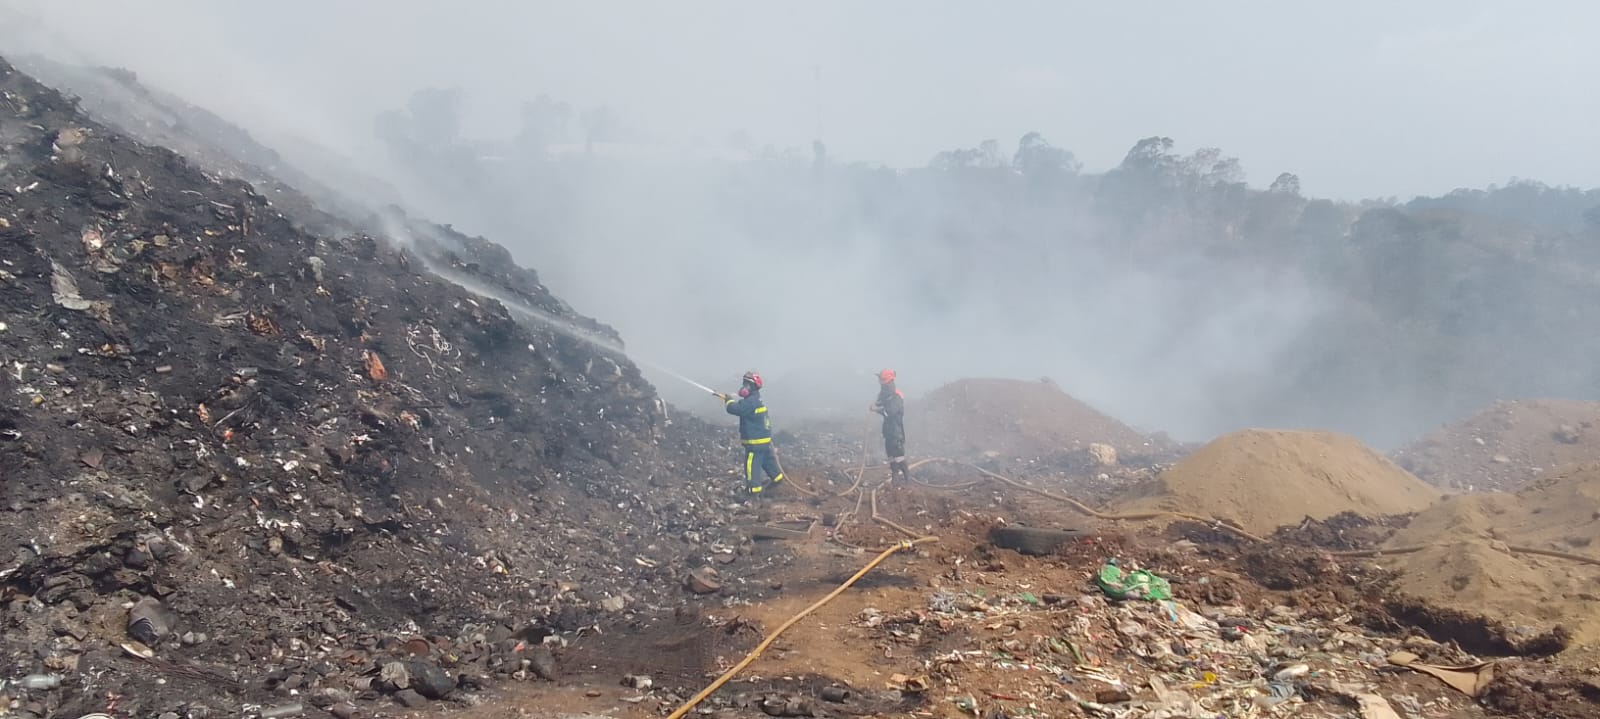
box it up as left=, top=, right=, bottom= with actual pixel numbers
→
left=989, top=525, right=1087, bottom=556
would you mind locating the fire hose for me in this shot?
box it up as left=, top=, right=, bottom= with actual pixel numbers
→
left=664, top=537, right=938, bottom=719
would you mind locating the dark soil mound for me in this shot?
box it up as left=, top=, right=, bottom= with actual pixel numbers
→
left=0, top=55, right=750, bottom=717
left=910, top=377, right=1158, bottom=461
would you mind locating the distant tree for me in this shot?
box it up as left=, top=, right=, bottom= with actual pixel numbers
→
left=580, top=106, right=619, bottom=151
left=374, top=87, right=468, bottom=168
left=1269, top=172, right=1302, bottom=196
left=931, top=139, right=1008, bottom=171
left=1180, top=147, right=1244, bottom=186
left=515, top=94, right=573, bottom=152
left=1585, top=204, right=1600, bottom=229
left=977, top=139, right=1004, bottom=165
left=1295, top=199, right=1347, bottom=244
left=1012, top=132, right=1081, bottom=177
left=406, top=87, right=463, bottom=145
left=1119, top=136, right=1177, bottom=175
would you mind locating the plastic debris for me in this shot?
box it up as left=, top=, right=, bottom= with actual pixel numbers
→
left=1095, top=559, right=1172, bottom=601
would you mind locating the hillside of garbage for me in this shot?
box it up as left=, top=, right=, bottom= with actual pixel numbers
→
left=0, top=55, right=775, bottom=717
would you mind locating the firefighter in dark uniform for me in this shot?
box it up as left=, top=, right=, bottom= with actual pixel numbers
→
left=871, top=368, right=911, bottom=481
left=717, top=371, right=784, bottom=495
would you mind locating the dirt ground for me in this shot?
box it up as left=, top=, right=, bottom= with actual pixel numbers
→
left=1393, top=399, right=1600, bottom=491
left=1381, top=462, right=1600, bottom=654
left=419, top=473, right=1600, bottom=719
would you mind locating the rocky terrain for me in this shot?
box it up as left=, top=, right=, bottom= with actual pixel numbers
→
left=1393, top=399, right=1600, bottom=491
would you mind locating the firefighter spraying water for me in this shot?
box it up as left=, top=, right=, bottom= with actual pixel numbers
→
left=713, top=371, right=785, bottom=496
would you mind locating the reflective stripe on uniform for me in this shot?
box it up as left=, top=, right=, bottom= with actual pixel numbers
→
left=754, top=406, right=766, bottom=414
left=772, top=473, right=784, bottom=483
left=746, top=452, right=755, bottom=482
left=749, top=485, right=763, bottom=493
left=742, top=437, right=772, bottom=445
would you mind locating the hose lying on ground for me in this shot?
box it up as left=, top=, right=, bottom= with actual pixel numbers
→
left=1327, top=543, right=1600, bottom=567
left=664, top=537, right=938, bottom=719
left=780, top=434, right=1600, bottom=567
left=903, top=457, right=1269, bottom=543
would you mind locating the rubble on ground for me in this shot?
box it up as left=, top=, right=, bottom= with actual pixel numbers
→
left=1393, top=399, right=1600, bottom=491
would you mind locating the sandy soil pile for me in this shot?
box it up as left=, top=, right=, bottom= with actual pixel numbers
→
left=1117, top=429, right=1439, bottom=534
left=908, top=378, right=1155, bottom=460
left=1383, top=462, right=1600, bottom=647
left=1393, top=399, right=1600, bottom=491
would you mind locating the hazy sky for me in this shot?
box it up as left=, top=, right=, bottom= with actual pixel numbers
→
left=10, top=0, right=1600, bottom=200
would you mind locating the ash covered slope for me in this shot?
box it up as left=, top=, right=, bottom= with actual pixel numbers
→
left=9, top=53, right=413, bottom=238
left=0, top=56, right=731, bottom=715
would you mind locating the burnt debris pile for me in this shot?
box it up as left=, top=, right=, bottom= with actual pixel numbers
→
left=0, top=55, right=756, bottom=716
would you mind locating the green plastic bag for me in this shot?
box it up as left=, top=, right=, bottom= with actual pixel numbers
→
left=1096, top=561, right=1172, bottom=601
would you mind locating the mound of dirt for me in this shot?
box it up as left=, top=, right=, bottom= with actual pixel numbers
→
left=1116, top=429, right=1439, bottom=535
left=909, top=378, right=1157, bottom=461
left=1381, top=462, right=1600, bottom=651
left=1393, top=399, right=1600, bottom=491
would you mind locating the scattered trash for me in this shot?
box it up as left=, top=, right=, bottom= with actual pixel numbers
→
left=758, top=694, right=814, bottom=717
left=1351, top=692, right=1404, bottom=719
left=888, top=673, right=928, bottom=693
left=5, top=673, right=61, bottom=690
left=1087, top=443, right=1118, bottom=466
left=49, top=259, right=97, bottom=312
left=686, top=566, right=722, bottom=594
left=405, top=659, right=456, bottom=699
left=1095, top=559, right=1172, bottom=601
left=259, top=703, right=304, bottom=719
left=393, top=688, right=428, bottom=708
left=126, top=596, right=173, bottom=645
left=119, top=641, right=155, bottom=660
left=1387, top=651, right=1497, bottom=697
left=362, top=350, right=387, bottom=382
left=378, top=661, right=411, bottom=691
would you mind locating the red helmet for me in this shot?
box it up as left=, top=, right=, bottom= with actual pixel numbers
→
left=742, top=371, right=763, bottom=390
left=878, top=369, right=896, bottom=385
